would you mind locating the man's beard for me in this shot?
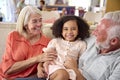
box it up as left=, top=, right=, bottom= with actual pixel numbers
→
left=95, top=38, right=110, bottom=50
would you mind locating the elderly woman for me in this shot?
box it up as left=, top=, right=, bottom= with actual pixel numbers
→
left=0, top=6, right=56, bottom=80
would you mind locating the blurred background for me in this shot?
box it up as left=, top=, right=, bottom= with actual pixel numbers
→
left=0, top=0, right=120, bottom=22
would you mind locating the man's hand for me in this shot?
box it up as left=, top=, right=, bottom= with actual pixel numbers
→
left=64, top=56, right=78, bottom=69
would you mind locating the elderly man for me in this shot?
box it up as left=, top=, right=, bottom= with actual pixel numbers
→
left=64, top=11, right=120, bottom=80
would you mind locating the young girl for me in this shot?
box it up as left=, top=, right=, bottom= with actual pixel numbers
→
left=37, top=15, right=90, bottom=80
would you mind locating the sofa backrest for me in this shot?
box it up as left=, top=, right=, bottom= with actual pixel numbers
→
left=0, top=22, right=16, bottom=61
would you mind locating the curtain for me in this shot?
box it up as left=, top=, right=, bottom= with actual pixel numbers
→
left=3, top=0, right=16, bottom=22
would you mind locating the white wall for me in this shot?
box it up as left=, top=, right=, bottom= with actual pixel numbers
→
left=69, top=0, right=91, bottom=11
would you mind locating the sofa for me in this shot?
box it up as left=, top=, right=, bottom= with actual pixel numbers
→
left=0, top=21, right=96, bottom=61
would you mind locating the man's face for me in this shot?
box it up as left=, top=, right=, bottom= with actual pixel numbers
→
left=93, top=20, right=107, bottom=43
left=92, top=19, right=111, bottom=49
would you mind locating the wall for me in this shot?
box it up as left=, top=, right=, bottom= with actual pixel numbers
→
left=105, top=0, right=120, bottom=12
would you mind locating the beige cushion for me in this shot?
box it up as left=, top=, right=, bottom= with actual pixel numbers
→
left=41, top=11, right=60, bottom=23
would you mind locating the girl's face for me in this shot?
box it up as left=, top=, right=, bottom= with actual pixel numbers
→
left=62, top=20, right=78, bottom=42
left=27, top=13, right=42, bottom=36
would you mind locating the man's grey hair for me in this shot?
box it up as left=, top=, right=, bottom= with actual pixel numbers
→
left=103, top=11, right=120, bottom=23
left=103, top=11, right=120, bottom=40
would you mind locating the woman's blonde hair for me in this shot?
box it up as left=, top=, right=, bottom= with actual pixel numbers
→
left=16, top=5, right=42, bottom=37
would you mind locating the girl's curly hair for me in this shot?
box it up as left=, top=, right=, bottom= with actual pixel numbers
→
left=52, top=15, right=90, bottom=40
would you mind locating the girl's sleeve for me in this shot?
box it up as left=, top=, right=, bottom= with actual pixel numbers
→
left=43, top=39, right=56, bottom=53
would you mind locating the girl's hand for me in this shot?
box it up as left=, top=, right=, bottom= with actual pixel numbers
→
left=64, top=56, right=78, bottom=69
left=43, top=61, right=56, bottom=74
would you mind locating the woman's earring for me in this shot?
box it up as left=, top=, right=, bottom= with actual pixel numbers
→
left=23, top=25, right=28, bottom=31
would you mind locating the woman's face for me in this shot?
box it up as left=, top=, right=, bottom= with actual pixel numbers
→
left=27, top=13, right=42, bottom=36
left=62, top=20, right=78, bottom=42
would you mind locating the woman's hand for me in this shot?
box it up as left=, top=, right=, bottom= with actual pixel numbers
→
left=37, top=63, right=47, bottom=78
left=36, top=52, right=57, bottom=63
